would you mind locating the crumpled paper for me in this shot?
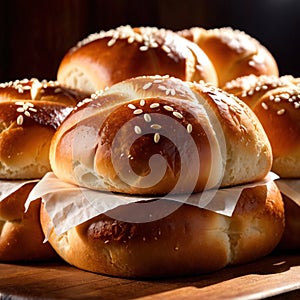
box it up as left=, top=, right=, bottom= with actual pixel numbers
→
left=0, top=179, right=39, bottom=202
left=25, top=172, right=279, bottom=237
left=276, top=179, right=300, bottom=206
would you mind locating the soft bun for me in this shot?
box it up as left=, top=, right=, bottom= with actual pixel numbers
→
left=178, top=27, right=279, bottom=87
left=0, top=78, right=88, bottom=179
left=57, top=25, right=218, bottom=94
left=223, top=74, right=300, bottom=178
left=0, top=183, right=57, bottom=261
left=40, top=181, right=284, bottom=278
left=50, top=75, right=272, bottom=195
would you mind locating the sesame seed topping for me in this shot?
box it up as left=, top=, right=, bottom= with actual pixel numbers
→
left=187, top=123, right=192, bottom=133
left=150, top=103, right=160, bottom=108
left=139, top=45, right=148, bottom=51
left=144, top=113, right=151, bottom=122
left=261, top=102, right=268, bottom=110
left=24, top=111, right=31, bottom=117
left=128, top=104, right=136, bottom=110
left=154, top=133, right=160, bottom=143
left=163, top=105, right=174, bottom=112
left=143, top=82, right=152, bottom=90
left=277, top=109, right=285, bottom=115
left=17, top=107, right=25, bottom=113
left=153, top=79, right=163, bottom=83
left=140, top=99, right=145, bottom=106
left=173, top=111, right=183, bottom=119
left=133, top=109, right=143, bottom=115
left=134, top=125, right=142, bottom=134
left=151, top=124, right=162, bottom=130
left=295, top=102, right=300, bottom=109
left=16, top=115, right=23, bottom=125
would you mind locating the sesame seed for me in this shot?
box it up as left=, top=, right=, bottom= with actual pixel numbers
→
left=139, top=45, right=148, bottom=51
left=143, top=82, right=152, bottom=90
left=144, top=113, right=151, bottom=122
left=261, top=102, right=268, bottom=110
left=151, top=124, right=161, bottom=130
left=17, top=107, right=25, bottom=113
left=153, top=79, right=163, bottom=83
left=107, top=38, right=116, bottom=47
left=133, top=109, right=143, bottom=115
left=142, top=237, right=146, bottom=241
left=104, top=240, right=109, bottom=244
left=29, top=107, right=37, bottom=112
left=140, top=99, right=145, bottom=106
left=134, top=126, right=142, bottom=134
left=16, top=115, right=23, bottom=125
left=24, top=111, right=31, bottom=117
left=163, top=105, right=174, bottom=112
left=54, top=88, right=62, bottom=93
left=162, top=45, right=171, bottom=53
left=174, top=246, right=179, bottom=251
left=274, top=97, right=281, bottom=103
left=277, top=109, right=285, bottom=115
left=173, top=111, right=183, bottom=119
left=154, top=133, right=160, bottom=143
left=150, top=103, right=160, bottom=108
left=187, top=123, right=192, bottom=133
left=295, top=102, right=300, bottom=109
left=128, top=104, right=136, bottom=110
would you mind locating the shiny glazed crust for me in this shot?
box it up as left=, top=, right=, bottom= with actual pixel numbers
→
left=178, top=27, right=279, bottom=87
left=223, top=74, right=300, bottom=178
left=0, top=78, right=89, bottom=179
left=40, top=181, right=284, bottom=278
left=57, top=25, right=218, bottom=93
left=49, top=76, right=272, bottom=194
left=0, top=182, right=57, bottom=261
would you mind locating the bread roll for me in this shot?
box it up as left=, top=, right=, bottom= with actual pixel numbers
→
left=49, top=75, right=272, bottom=195
left=57, top=25, right=218, bottom=94
left=178, top=27, right=279, bottom=87
left=40, top=180, right=284, bottom=278
left=223, top=74, right=300, bottom=178
left=0, top=78, right=88, bottom=179
left=0, top=183, right=57, bottom=261
left=0, top=78, right=87, bottom=261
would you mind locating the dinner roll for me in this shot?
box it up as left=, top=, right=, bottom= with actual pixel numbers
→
left=223, top=74, right=300, bottom=178
left=40, top=181, right=284, bottom=278
left=178, top=27, right=279, bottom=87
left=49, top=75, right=272, bottom=195
left=0, top=183, right=57, bottom=261
left=0, top=78, right=88, bottom=179
left=57, top=25, right=218, bottom=94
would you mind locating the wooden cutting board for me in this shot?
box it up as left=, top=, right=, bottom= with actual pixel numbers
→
left=1, top=253, right=300, bottom=299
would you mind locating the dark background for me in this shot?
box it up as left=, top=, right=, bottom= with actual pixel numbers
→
left=0, top=0, right=299, bottom=82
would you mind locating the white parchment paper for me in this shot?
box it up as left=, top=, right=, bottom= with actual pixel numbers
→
left=25, top=172, right=279, bottom=237
left=0, top=179, right=39, bottom=202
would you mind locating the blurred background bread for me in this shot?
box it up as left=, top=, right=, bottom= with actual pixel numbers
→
left=178, top=27, right=279, bottom=87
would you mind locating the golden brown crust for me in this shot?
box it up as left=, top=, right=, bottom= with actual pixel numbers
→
left=178, top=27, right=279, bottom=87
left=40, top=181, right=284, bottom=278
left=57, top=25, right=218, bottom=93
left=0, top=78, right=88, bottom=179
left=223, top=74, right=300, bottom=178
left=0, top=183, right=58, bottom=261
left=49, top=76, right=272, bottom=194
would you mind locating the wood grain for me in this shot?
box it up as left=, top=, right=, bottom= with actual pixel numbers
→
left=0, top=253, right=299, bottom=299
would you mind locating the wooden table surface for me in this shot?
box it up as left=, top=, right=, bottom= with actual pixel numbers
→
left=1, top=253, right=300, bottom=300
